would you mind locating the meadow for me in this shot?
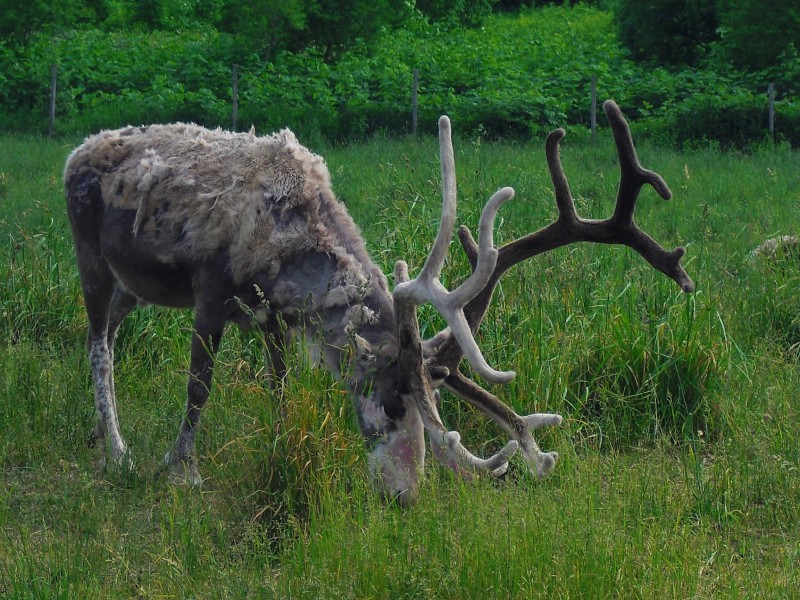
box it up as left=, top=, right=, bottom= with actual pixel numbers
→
left=0, top=121, right=799, bottom=598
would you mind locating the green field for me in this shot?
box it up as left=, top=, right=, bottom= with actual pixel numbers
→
left=1, top=123, right=799, bottom=598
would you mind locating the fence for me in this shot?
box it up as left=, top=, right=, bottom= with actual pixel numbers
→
left=46, top=62, right=788, bottom=143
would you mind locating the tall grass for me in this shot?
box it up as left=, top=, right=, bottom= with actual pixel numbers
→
left=0, top=129, right=798, bottom=597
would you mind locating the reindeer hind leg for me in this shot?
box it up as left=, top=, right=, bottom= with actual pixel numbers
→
left=87, top=286, right=137, bottom=450
left=75, top=246, right=132, bottom=472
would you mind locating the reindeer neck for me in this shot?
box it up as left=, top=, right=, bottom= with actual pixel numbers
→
left=246, top=188, right=398, bottom=391
left=290, top=259, right=396, bottom=388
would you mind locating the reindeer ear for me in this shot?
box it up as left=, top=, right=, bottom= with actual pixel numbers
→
left=427, top=364, right=450, bottom=387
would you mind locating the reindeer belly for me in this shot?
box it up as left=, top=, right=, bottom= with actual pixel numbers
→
left=100, top=205, right=196, bottom=307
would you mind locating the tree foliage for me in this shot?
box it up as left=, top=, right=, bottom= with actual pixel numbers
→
left=0, top=1, right=797, bottom=148
left=614, top=0, right=718, bottom=67
left=218, top=0, right=412, bottom=60
left=716, top=0, right=800, bottom=72
left=0, top=0, right=99, bottom=41
left=301, top=0, right=411, bottom=61
left=127, top=0, right=226, bottom=30
left=0, top=0, right=409, bottom=60
left=415, top=0, right=497, bottom=25
left=613, top=0, right=800, bottom=74
left=218, top=0, right=311, bottom=58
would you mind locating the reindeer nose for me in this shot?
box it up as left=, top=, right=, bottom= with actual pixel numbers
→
left=391, top=485, right=419, bottom=508
left=375, top=466, right=420, bottom=508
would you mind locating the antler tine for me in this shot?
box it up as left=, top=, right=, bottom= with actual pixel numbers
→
left=444, top=370, right=561, bottom=478
left=603, top=100, right=694, bottom=292
left=545, top=128, right=579, bottom=223
left=604, top=100, right=672, bottom=224
left=393, top=115, right=517, bottom=384
left=393, top=261, right=518, bottom=476
left=452, top=100, right=695, bottom=337
left=416, top=116, right=458, bottom=284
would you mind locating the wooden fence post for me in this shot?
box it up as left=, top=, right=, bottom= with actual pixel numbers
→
left=768, top=82, right=775, bottom=142
left=590, top=74, right=597, bottom=145
left=49, top=63, right=57, bottom=136
left=412, top=68, right=419, bottom=136
left=232, top=64, right=239, bottom=131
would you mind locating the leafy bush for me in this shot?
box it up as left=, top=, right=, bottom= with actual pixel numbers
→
left=637, top=89, right=800, bottom=150
left=715, top=0, right=800, bottom=72
left=0, top=4, right=796, bottom=148
left=614, top=0, right=718, bottom=67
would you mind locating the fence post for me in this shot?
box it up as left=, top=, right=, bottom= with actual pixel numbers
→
left=232, top=64, right=239, bottom=131
left=48, top=63, right=57, bottom=136
left=590, top=74, right=597, bottom=145
left=412, top=68, right=419, bottom=136
left=768, top=82, right=775, bottom=142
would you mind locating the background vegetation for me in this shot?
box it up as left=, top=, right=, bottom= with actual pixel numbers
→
left=1, top=1, right=799, bottom=597
left=0, top=0, right=798, bottom=147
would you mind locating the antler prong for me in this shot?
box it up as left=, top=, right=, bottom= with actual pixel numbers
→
left=444, top=370, right=561, bottom=478
left=414, top=116, right=458, bottom=284
left=431, top=429, right=519, bottom=475
left=545, top=128, right=579, bottom=223
left=521, top=413, right=564, bottom=431
left=393, top=116, right=516, bottom=384
left=602, top=100, right=673, bottom=226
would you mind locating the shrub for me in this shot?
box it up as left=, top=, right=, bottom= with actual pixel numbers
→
left=665, top=92, right=800, bottom=150
left=614, top=0, right=718, bottom=67
left=0, top=4, right=794, bottom=148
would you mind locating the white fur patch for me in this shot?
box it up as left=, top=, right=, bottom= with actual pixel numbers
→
left=363, top=395, right=425, bottom=505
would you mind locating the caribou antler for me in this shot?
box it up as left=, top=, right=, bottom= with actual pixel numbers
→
left=448, top=100, right=694, bottom=341
left=393, top=261, right=518, bottom=477
left=391, top=115, right=527, bottom=478
left=419, top=100, right=693, bottom=477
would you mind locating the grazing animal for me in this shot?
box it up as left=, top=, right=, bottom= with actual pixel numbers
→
left=64, top=101, right=693, bottom=504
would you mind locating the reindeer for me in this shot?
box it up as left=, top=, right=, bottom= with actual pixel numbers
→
left=64, top=101, right=694, bottom=505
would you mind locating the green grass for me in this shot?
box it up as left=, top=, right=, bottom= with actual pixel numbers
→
left=1, top=128, right=799, bottom=598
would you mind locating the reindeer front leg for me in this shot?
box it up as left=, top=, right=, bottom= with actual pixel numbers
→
left=261, top=311, right=290, bottom=390
left=163, top=304, right=225, bottom=486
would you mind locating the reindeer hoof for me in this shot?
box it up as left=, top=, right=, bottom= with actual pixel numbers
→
left=100, top=446, right=134, bottom=474
left=159, top=452, right=203, bottom=487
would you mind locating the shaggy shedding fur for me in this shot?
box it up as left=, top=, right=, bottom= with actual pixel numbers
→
left=65, top=123, right=387, bottom=291
left=65, top=118, right=566, bottom=504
